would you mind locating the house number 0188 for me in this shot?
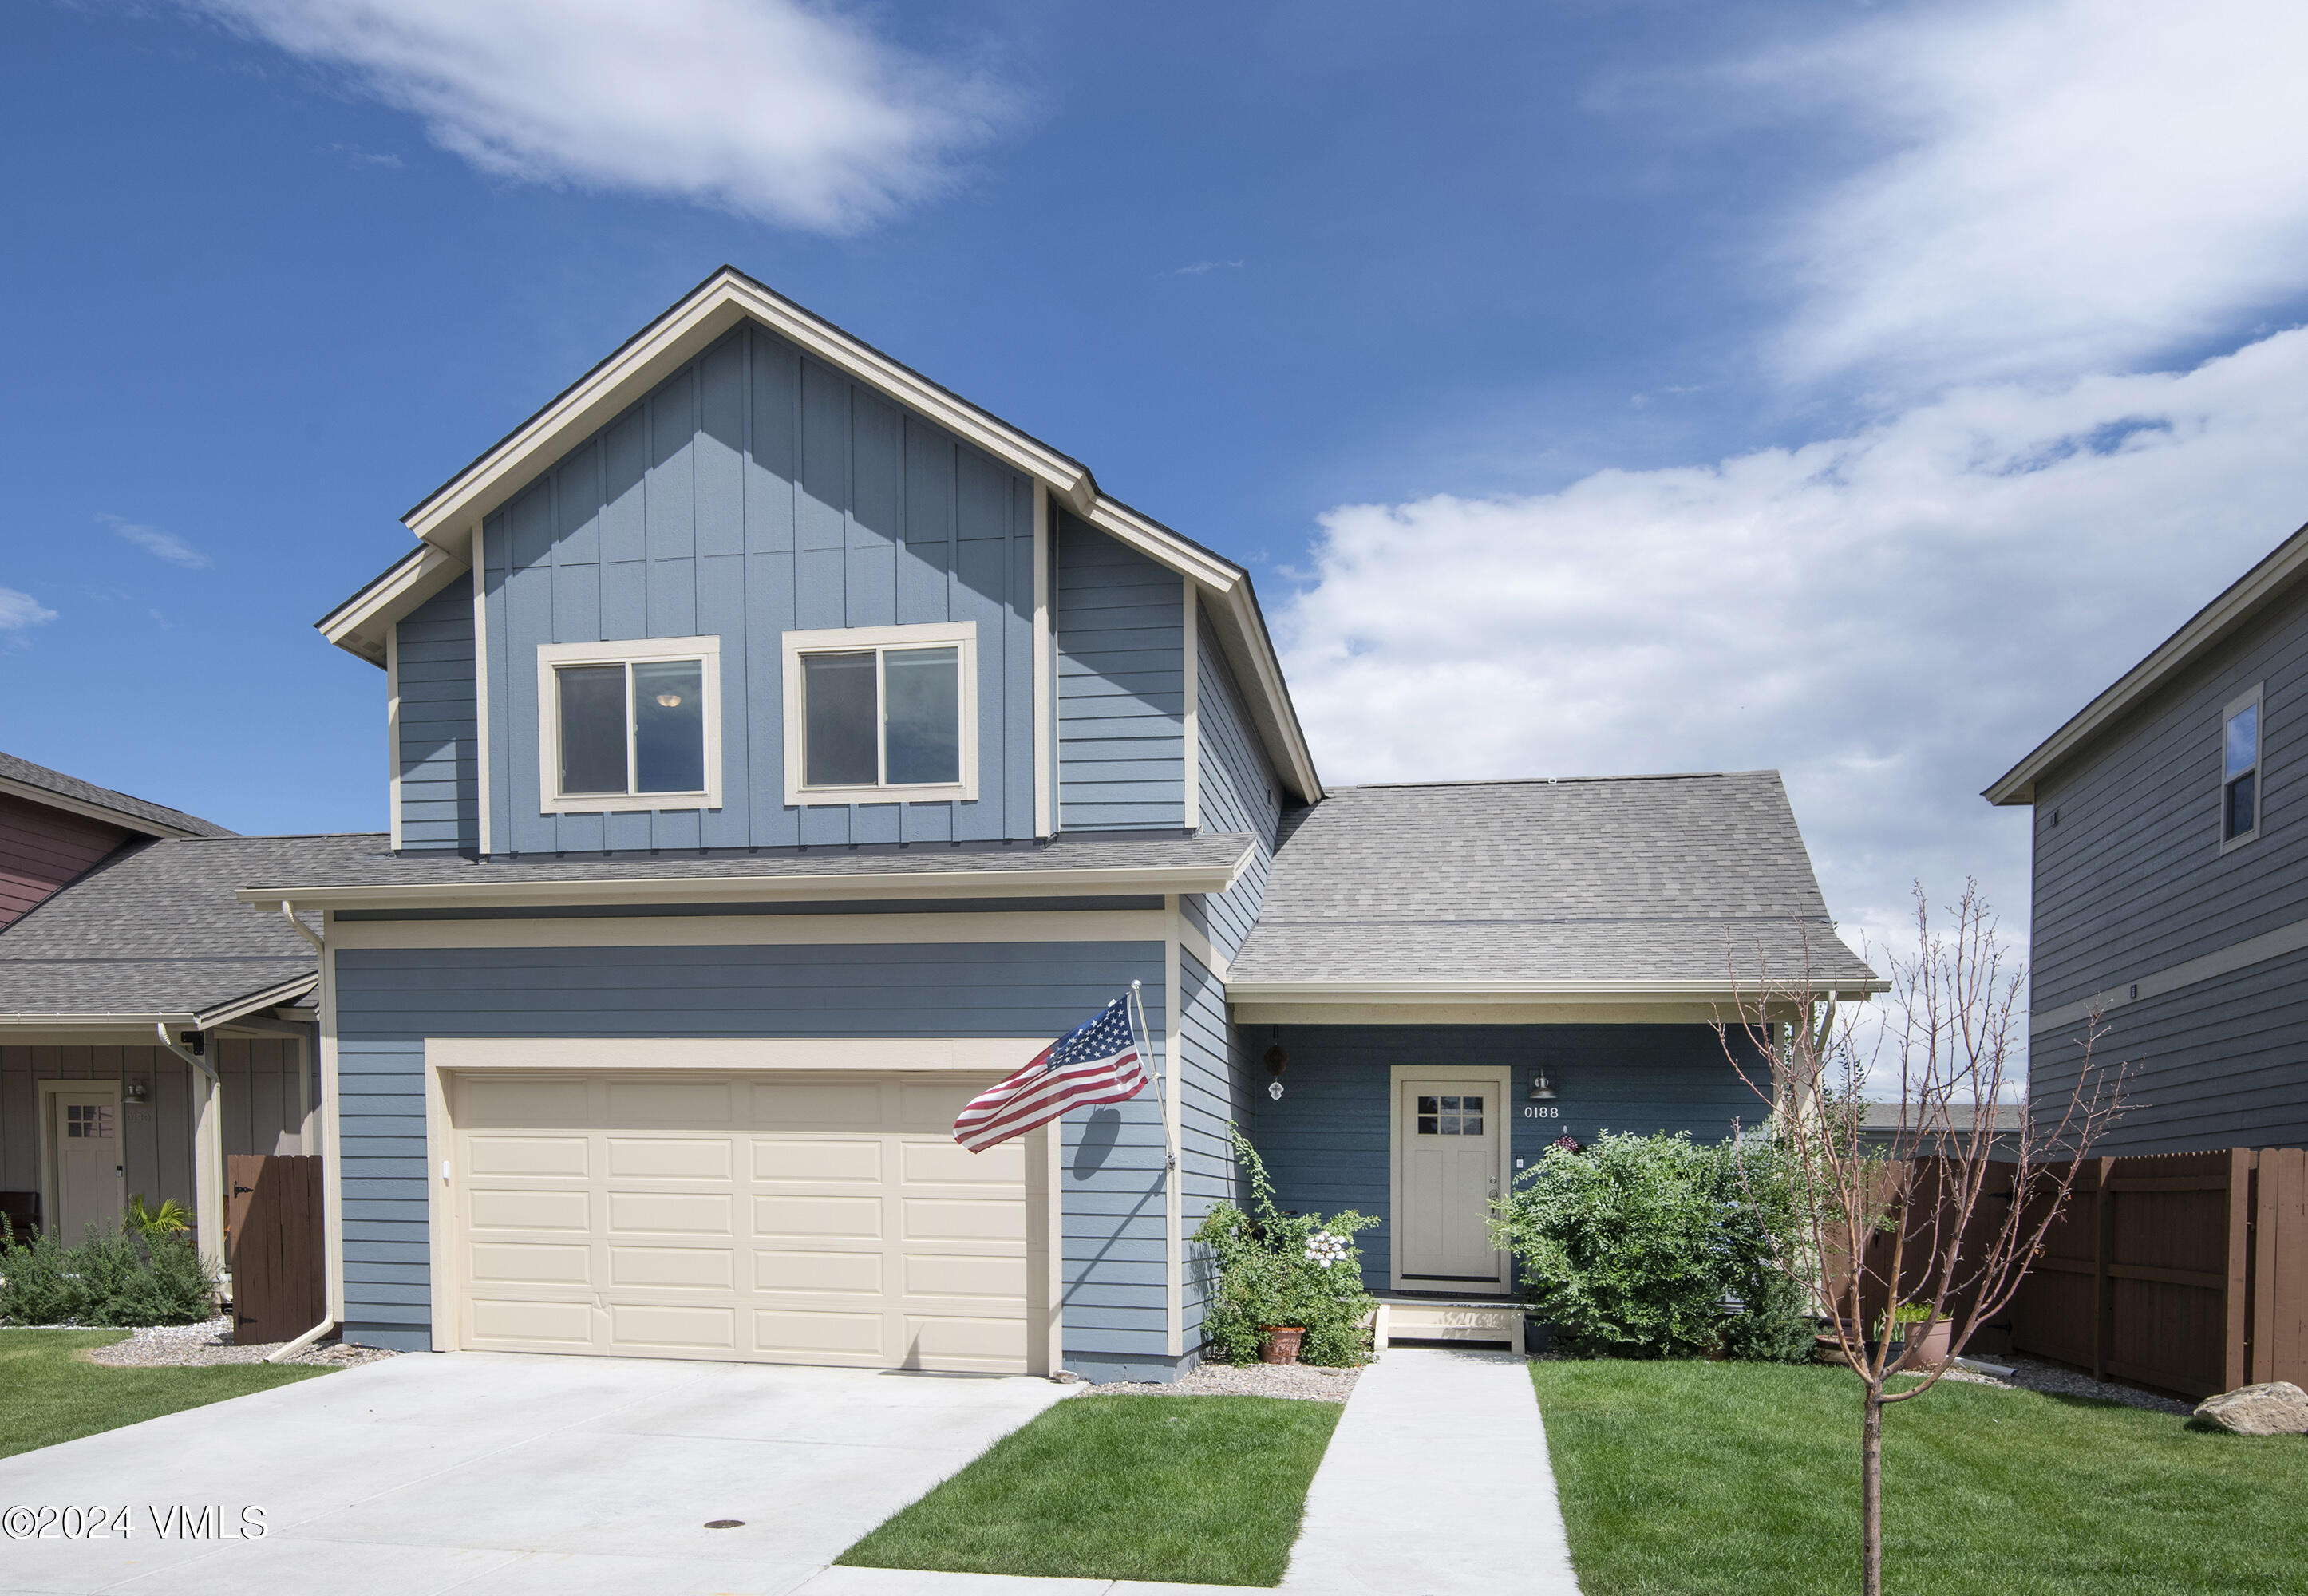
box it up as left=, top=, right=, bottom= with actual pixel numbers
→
left=1523, top=1105, right=1562, bottom=1119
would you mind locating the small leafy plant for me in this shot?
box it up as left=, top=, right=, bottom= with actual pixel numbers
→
left=1192, top=1126, right=1378, bottom=1365
left=0, top=1217, right=218, bottom=1327
left=124, top=1194, right=192, bottom=1240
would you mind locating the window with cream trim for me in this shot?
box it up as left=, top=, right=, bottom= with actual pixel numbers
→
left=535, top=636, right=721, bottom=813
left=782, top=622, right=978, bottom=804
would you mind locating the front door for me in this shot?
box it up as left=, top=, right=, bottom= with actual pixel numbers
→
left=50, top=1088, right=122, bottom=1244
left=1396, top=1076, right=1505, bottom=1286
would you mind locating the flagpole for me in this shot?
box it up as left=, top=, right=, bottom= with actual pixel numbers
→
left=1129, top=979, right=1176, bottom=1179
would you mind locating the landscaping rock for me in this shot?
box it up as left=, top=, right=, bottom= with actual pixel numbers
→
left=2190, top=1381, right=2308, bottom=1436
left=77, top=1317, right=401, bottom=1369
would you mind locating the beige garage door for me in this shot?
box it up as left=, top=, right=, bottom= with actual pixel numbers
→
left=450, top=1072, right=1039, bottom=1373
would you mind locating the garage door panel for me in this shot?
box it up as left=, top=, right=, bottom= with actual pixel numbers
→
left=470, top=1188, right=591, bottom=1232
left=609, top=1245, right=737, bottom=1290
left=455, top=1070, right=1032, bottom=1374
left=607, top=1136, right=733, bottom=1180
left=607, top=1191, right=733, bottom=1235
left=753, top=1137, right=882, bottom=1183
left=753, top=1249, right=884, bottom=1295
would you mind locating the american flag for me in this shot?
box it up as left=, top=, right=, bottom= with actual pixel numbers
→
left=953, top=997, right=1148, bottom=1153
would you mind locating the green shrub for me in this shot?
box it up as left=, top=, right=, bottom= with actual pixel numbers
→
left=1192, top=1127, right=1377, bottom=1366
left=0, top=1219, right=218, bottom=1328
left=1489, top=1131, right=1814, bottom=1362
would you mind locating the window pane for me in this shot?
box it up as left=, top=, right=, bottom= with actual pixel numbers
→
left=884, top=646, right=960, bottom=785
left=557, top=666, right=628, bottom=795
left=1463, top=1096, right=1483, bottom=1113
left=804, top=652, right=878, bottom=787
left=2228, top=771, right=2258, bottom=839
left=633, top=659, right=705, bottom=794
left=1417, top=1096, right=1438, bottom=1115
left=2227, top=703, right=2259, bottom=778
left=1417, top=1116, right=1439, bottom=1135
left=1463, top=1115, right=1484, bottom=1136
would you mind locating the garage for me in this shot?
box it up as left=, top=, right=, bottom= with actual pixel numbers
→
left=446, top=1071, right=1043, bottom=1373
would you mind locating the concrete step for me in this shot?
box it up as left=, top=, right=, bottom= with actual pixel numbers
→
left=1368, top=1298, right=1525, bottom=1353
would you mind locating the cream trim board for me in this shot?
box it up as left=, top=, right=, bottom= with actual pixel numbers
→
left=780, top=622, right=978, bottom=806
left=2219, top=681, right=2266, bottom=854
left=1224, top=977, right=1883, bottom=1002
left=1176, top=917, right=1227, bottom=982
left=535, top=634, right=725, bottom=815
left=385, top=625, right=403, bottom=851
left=1385, top=1063, right=1513, bottom=1295
left=331, top=907, right=1170, bottom=952
left=1033, top=481, right=1053, bottom=839
left=318, top=542, right=471, bottom=666
left=426, top=1036, right=1058, bottom=1073
left=1181, top=583, right=1200, bottom=832
left=472, top=521, right=493, bottom=856
left=36, top=1078, right=124, bottom=1243
left=2029, top=907, right=2308, bottom=1033
left=1233, top=998, right=1810, bottom=1026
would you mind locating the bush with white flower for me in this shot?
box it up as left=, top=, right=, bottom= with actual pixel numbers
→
left=1192, top=1125, right=1378, bottom=1365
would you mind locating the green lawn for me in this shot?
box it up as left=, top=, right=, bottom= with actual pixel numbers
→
left=0, top=1329, right=331, bottom=1460
left=1532, top=1358, right=2308, bottom=1596
left=838, top=1393, right=1341, bottom=1586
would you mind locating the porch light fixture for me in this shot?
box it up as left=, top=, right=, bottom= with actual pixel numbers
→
left=124, top=1079, right=148, bottom=1105
left=1529, top=1068, right=1556, bottom=1101
left=1264, top=1030, right=1287, bottom=1101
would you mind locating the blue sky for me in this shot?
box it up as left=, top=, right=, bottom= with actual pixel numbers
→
left=8, top=0, right=2308, bottom=959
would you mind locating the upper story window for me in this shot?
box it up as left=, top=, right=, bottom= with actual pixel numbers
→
left=2222, top=684, right=2263, bottom=850
left=535, top=636, right=722, bottom=814
left=781, top=622, right=978, bottom=805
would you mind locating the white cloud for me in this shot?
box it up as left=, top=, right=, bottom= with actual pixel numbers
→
left=1757, top=0, right=2308, bottom=388
left=102, top=515, right=211, bottom=569
left=1279, top=328, right=2308, bottom=958
left=0, top=587, right=58, bottom=636
left=189, top=0, right=1007, bottom=233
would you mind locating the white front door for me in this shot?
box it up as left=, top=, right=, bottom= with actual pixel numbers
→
left=50, top=1088, right=123, bottom=1244
left=1396, top=1076, right=1506, bottom=1286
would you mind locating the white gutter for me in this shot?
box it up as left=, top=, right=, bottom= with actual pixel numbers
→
left=262, top=901, right=339, bottom=1363
left=153, top=1022, right=227, bottom=1282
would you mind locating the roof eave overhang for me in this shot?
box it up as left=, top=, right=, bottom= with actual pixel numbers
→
left=1221, top=978, right=1890, bottom=1003
left=316, top=543, right=472, bottom=666
left=0, top=775, right=211, bottom=840
left=0, top=975, right=317, bottom=1034
left=1984, top=518, right=2308, bottom=806
left=235, top=855, right=1251, bottom=913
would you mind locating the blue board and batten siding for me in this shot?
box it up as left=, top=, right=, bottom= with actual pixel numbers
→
left=1247, top=1025, right=1771, bottom=1290
left=2029, top=592, right=2308, bottom=1153
left=393, top=584, right=479, bottom=852
left=1184, top=606, right=1282, bottom=958
left=477, top=324, right=1040, bottom=854
left=1056, top=511, right=1185, bottom=831
left=332, top=938, right=1168, bottom=1357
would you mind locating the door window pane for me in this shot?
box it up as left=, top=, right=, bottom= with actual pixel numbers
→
left=883, top=647, right=960, bottom=784
left=804, top=652, right=878, bottom=786
left=632, top=659, right=705, bottom=793
left=557, top=666, right=628, bottom=795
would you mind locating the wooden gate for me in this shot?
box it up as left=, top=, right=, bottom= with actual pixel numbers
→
left=224, top=1154, right=324, bottom=1345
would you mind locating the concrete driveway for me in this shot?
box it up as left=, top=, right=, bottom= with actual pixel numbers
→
left=0, top=1350, right=1070, bottom=1596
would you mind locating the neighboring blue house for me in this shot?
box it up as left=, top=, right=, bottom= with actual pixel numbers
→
left=235, top=267, right=1875, bottom=1378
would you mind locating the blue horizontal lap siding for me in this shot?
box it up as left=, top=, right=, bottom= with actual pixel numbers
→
left=1057, top=516, right=1184, bottom=831
left=1176, top=950, right=1238, bottom=1345
left=394, top=585, right=479, bottom=852
left=482, top=325, right=1037, bottom=854
left=1246, top=1025, right=1773, bottom=1291
left=1186, top=611, right=1282, bottom=957
left=332, top=940, right=1164, bottom=1355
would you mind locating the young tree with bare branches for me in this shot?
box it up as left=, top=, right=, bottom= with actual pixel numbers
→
left=1721, top=881, right=2124, bottom=1596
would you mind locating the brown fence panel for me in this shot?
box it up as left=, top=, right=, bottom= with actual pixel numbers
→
left=2011, top=1159, right=2101, bottom=1372
left=2255, top=1148, right=2308, bottom=1385
left=225, top=1154, right=324, bottom=1345
left=2101, top=1150, right=2245, bottom=1398
left=1847, top=1159, right=2019, bottom=1354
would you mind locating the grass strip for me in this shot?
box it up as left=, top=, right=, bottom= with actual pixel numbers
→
left=0, top=1329, right=330, bottom=1460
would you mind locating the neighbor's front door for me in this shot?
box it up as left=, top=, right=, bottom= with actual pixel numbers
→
left=51, top=1089, right=122, bottom=1244
left=1397, top=1079, right=1504, bottom=1285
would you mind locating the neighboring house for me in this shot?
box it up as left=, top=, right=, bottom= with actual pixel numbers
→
left=0, top=752, right=327, bottom=1267
left=1855, top=1102, right=2024, bottom=1160
left=211, top=266, right=1876, bottom=1377
left=1987, top=519, right=2308, bottom=1155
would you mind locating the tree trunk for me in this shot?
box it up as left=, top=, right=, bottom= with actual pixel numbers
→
left=1862, top=1382, right=1884, bottom=1596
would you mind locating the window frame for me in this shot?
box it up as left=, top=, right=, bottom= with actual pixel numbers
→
left=534, top=634, right=723, bottom=815
left=781, top=622, right=978, bottom=806
left=2220, top=682, right=2265, bottom=853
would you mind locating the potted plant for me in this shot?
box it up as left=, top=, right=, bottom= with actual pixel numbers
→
left=1888, top=1302, right=1954, bottom=1369
left=1192, top=1128, right=1378, bottom=1367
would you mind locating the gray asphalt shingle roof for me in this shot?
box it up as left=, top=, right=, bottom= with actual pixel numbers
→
left=0, top=749, right=235, bottom=839
left=1228, top=772, right=1878, bottom=988
left=0, top=834, right=348, bottom=1019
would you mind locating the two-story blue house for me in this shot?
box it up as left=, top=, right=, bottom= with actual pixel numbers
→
left=235, top=267, right=1876, bottom=1378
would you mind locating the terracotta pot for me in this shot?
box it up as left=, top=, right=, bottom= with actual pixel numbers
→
left=1901, top=1317, right=1956, bottom=1370
left=1259, top=1326, right=1306, bottom=1365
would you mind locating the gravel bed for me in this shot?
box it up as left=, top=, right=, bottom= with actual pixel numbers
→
left=63, top=1317, right=402, bottom=1369
left=1934, top=1352, right=2193, bottom=1415
left=1079, top=1360, right=1362, bottom=1402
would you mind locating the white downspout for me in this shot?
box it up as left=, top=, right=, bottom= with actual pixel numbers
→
left=153, top=1022, right=227, bottom=1285
left=264, top=901, right=337, bottom=1362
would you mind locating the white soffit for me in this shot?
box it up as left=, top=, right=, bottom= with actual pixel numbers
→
left=317, top=543, right=472, bottom=666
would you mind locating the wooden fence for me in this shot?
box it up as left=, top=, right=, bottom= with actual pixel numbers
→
left=223, top=1154, right=324, bottom=1345
left=2010, top=1148, right=2308, bottom=1400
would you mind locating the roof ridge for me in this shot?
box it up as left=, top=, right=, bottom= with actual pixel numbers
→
left=1332, top=770, right=1772, bottom=791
